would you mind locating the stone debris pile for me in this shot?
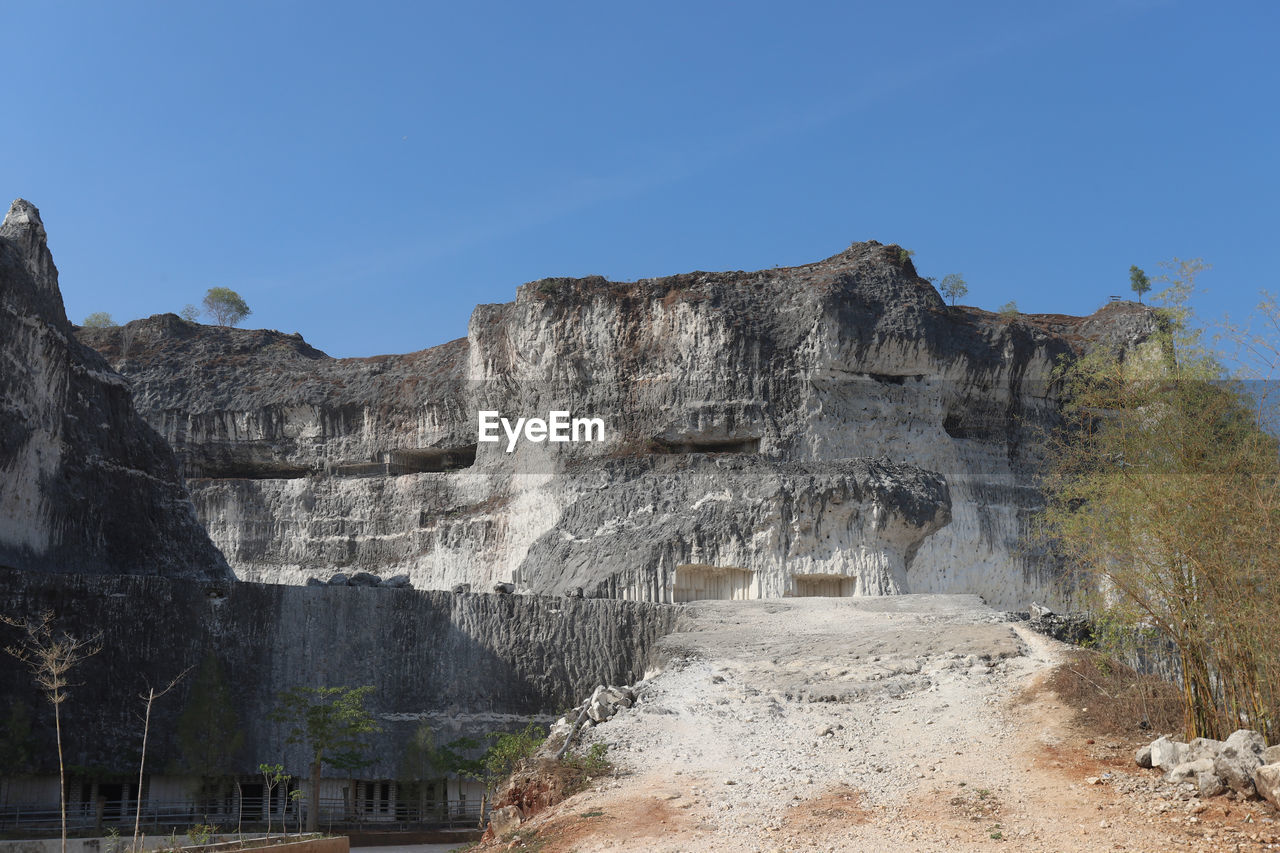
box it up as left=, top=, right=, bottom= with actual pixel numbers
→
left=305, top=571, right=411, bottom=588
left=1137, top=729, right=1280, bottom=807
left=550, top=684, right=640, bottom=742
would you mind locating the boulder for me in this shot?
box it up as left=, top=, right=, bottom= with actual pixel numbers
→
left=1187, top=737, right=1224, bottom=762
left=564, top=586, right=585, bottom=599
left=381, top=574, right=411, bottom=588
left=328, top=573, right=350, bottom=586
left=1198, top=772, right=1227, bottom=798
left=1263, top=745, right=1280, bottom=765
left=305, top=577, right=326, bottom=587
left=1135, top=743, right=1153, bottom=769
left=452, top=583, right=472, bottom=594
left=1165, top=758, right=1215, bottom=783
left=349, top=571, right=381, bottom=586
left=488, top=805, right=523, bottom=838
left=1149, top=736, right=1189, bottom=772
left=1225, top=729, right=1267, bottom=756
left=587, top=698, right=613, bottom=723
left=493, top=581, right=516, bottom=594
left=1254, top=763, right=1280, bottom=809
left=1214, top=730, right=1267, bottom=797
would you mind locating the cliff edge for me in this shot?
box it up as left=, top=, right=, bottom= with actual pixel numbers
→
left=0, top=199, right=232, bottom=582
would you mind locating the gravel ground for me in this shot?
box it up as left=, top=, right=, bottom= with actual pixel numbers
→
left=489, top=595, right=1280, bottom=852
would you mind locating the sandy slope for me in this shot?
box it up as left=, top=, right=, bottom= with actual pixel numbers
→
left=482, top=596, right=1280, bottom=852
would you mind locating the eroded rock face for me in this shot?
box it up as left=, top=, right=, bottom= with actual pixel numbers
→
left=0, top=200, right=231, bottom=582
left=0, top=568, right=678, bottom=775
left=78, top=241, right=1160, bottom=606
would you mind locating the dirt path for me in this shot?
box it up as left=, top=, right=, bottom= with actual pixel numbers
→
left=485, top=596, right=1280, bottom=852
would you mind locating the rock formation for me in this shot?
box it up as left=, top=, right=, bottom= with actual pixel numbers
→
left=78, top=241, right=1161, bottom=607
left=0, top=568, right=678, bottom=776
left=0, top=200, right=231, bottom=582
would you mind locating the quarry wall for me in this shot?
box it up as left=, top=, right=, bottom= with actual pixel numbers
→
left=0, top=570, right=680, bottom=778
left=78, top=244, right=1163, bottom=609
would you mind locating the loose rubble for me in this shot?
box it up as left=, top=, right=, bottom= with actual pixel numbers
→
left=1135, top=728, right=1280, bottom=806
left=549, top=683, right=640, bottom=744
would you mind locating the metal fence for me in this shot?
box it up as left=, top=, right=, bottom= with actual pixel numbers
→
left=0, top=798, right=487, bottom=834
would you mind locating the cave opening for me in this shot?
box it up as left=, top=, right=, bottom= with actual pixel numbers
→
left=672, top=564, right=756, bottom=602
left=792, top=574, right=854, bottom=597
left=651, top=436, right=761, bottom=455
left=330, top=445, right=479, bottom=477
left=190, top=460, right=310, bottom=479
left=385, top=445, right=478, bottom=473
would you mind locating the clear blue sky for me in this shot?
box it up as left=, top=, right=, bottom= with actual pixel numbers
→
left=5, top=1, right=1277, bottom=358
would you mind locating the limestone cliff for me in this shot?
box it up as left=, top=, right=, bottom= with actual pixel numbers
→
left=0, top=199, right=232, bottom=582
left=0, top=569, right=678, bottom=776
left=78, top=242, right=1159, bottom=607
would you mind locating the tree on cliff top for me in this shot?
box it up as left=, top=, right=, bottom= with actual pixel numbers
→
left=939, top=274, right=968, bottom=306
left=202, top=287, right=251, bottom=327
left=1129, top=265, right=1151, bottom=303
left=268, top=685, right=380, bottom=831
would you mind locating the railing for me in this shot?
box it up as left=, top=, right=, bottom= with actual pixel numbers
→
left=0, top=799, right=488, bottom=834
left=313, top=797, right=486, bottom=831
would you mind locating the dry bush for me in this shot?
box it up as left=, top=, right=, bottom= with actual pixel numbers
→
left=1044, top=651, right=1183, bottom=739
left=1038, top=262, right=1280, bottom=740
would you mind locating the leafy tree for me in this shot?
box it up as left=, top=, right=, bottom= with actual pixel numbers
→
left=174, top=653, right=244, bottom=802
left=179, top=304, right=201, bottom=323
left=456, top=722, right=545, bottom=802
left=202, top=287, right=252, bottom=327
left=1129, top=264, right=1151, bottom=303
left=81, top=312, right=116, bottom=328
left=939, top=274, right=968, bottom=306
left=268, top=686, right=380, bottom=831
left=2, top=612, right=101, bottom=853
left=1038, top=260, right=1280, bottom=740
left=997, top=300, right=1018, bottom=318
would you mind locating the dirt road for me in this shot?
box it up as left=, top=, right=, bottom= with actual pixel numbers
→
left=485, top=595, right=1280, bottom=852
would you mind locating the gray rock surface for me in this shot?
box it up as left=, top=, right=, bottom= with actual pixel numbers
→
left=1164, top=757, right=1214, bottom=782
left=1187, top=736, right=1224, bottom=762
left=77, top=241, right=1164, bottom=606
left=1215, top=729, right=1267, bottom=797
left=0, top=199, right=231, bottom=582
left=0, top=567, right=679, bottom=776
left=1198, top=771, right=1227, bottom=798
left=1148, top=736, right=1188, bottom=772
left=487, top=805, right=522, bottom=838
left=1255, top=763, right=1280, bottom=809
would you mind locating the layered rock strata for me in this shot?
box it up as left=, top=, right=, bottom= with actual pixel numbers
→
left=79, top=242, right=1160, bottom=606
left=0, top=568, right=679, bottom=776
left=0, top=200, right=231, bottom=582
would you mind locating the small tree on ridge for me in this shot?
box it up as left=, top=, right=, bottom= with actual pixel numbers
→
left=1129, top=265, right=1151, bottom=303
left=202, top=287, right=252, bottom=327
left=939, top=274, right=968, bottom=306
